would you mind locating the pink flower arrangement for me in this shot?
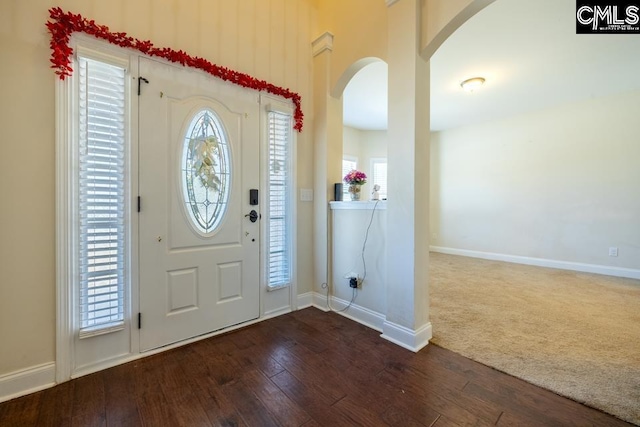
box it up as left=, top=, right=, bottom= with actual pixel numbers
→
left=343, top=169, right=367, bottom=185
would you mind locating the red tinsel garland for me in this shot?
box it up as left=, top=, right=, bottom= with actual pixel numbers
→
left=46, top=7, right=304, bottom=132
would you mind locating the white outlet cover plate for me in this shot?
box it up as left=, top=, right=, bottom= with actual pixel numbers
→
left=300, top=189, right=313, bottom=202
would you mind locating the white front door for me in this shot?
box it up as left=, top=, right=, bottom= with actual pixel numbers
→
left=138, top=57, right=260, bottom=352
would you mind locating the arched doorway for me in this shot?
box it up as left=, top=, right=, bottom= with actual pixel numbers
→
left=427, top=1, right=640, bottom=423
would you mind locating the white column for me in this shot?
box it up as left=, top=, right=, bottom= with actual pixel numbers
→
left=382, top=0, right=432, bottom=351
left=312, top=32, right=344, bottom=303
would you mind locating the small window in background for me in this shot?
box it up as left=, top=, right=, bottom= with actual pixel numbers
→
left=371, top=158, right=387, bottom=199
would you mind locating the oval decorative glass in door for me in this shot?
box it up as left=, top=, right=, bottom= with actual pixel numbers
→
left=181, top=109, right=231, bottom=234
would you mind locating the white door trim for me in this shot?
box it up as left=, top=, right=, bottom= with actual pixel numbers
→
left=259, top=95, right=298, bottom=316
left=55, top=74, right=74, bottom=383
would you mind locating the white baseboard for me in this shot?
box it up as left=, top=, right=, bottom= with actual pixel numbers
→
left=381, top=320, right=432, bottom=353
left=72, top=353, right=139, bottom=379
left=430, top=246, right=640, bottom=280
left=326, top=293, right=385, bottom=331
left=0, top=362, right=56, bottom=403
left=299, top=291, right=386, bottom=332
left=298, top=291, right=433, bottom=351
left=263, top=306, right=293, bottom=320
left=296, top=292, right=314, bottom=309
left=311, top=291, right=329, bottom=311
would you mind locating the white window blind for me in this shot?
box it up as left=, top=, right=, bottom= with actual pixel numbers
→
left=78, top=57, right=126, bottom=332
left=267, top=111, right=292, bottom=288
left=371, top=159, right=388, bottom=199
left=342, top=158, right=357, bottom=197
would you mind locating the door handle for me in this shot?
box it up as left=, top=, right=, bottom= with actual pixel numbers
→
left=245, top=210, right=259, bottom=223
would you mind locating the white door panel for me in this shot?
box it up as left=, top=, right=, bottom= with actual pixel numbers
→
left=138, top=57, right=259, bottom=352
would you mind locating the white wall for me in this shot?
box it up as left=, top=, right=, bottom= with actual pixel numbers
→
left=343, top=125, right=364, bottom=163
left=331, top=203, right=387, bottom=316
left=343, top=126, right=387, bottom=196
left=430, top=90, right=640, bottom=271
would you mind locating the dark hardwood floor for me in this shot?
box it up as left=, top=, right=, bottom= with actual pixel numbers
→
left=0, top=308, right=632, bottom=426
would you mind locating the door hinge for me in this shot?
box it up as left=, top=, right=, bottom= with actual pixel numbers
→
left=137, top=196, right=141, bottom=213
left=138, top=312, right=142, bottom=329
left=138, top=76, right=149, bottom=96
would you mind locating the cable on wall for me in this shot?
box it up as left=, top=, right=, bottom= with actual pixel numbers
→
left=324, top=283, right=357, bottom=313
left=324, top=200, right=380, bottom=313
left=359, top=200, right=380, bottom=286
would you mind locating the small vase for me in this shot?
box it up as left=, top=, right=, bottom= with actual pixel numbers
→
left=348, top=184, right=361, bottom=201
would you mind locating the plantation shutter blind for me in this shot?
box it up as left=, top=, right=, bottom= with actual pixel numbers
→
left=372, top=160, right=388, bottom=199
left=267, top=111, right=292, bottom=288
left=78, top=57, right=126, bottom=333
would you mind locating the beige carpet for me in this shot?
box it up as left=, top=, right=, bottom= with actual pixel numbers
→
left=429, top=252, right=640, bottom=426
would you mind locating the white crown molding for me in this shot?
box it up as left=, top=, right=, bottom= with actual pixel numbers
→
left=430, top=246, right=640, bottom=280
left=311, top=32, right=334, bottom=57
left=385, top=0, right=401, bottom=7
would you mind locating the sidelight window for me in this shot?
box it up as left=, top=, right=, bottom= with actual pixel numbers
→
left=267, top=111, right=293, bottom=288
left=78, top=57, right=126, bottom=333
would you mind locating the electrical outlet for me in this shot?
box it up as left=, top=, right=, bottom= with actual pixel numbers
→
left=349, top=277, right=358, bottom=288
left=609, top=247, right=618, bottom=257
left=299, top=189, right=313, bottom=202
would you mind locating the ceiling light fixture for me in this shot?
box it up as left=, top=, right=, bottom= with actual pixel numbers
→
left=460, top=77, right=485, bottom=92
